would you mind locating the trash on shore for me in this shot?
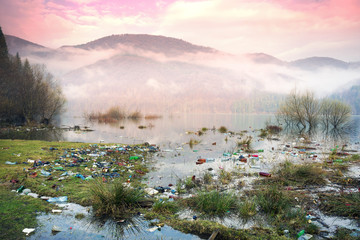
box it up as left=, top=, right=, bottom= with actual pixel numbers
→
left=51, top=225, right=62, bottom=232
left=47, top=196, right=68, bottom=203
left=22, top=228, right=35, bottom=235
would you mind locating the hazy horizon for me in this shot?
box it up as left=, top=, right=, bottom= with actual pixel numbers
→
left=1, top=0, right=360, bottom=62
left=1, top=0, right=359, bottom=115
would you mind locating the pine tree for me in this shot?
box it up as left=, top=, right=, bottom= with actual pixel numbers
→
left=0, top=26, right=9, bottom=64
left=0, top=26, right=11, bottom=119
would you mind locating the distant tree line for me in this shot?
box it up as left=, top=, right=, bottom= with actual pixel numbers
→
left=232, top=92, right=286, bottom=113
left=0, top=27, right=65, bottom=125
left=331, top=85, right=360, bottom=115
left=276, top=90, right=352, bottom=130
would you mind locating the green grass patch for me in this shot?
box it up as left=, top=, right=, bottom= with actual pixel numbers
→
left=305, top=223, right=320, bottom=234
left=274, top=161, right=327, bottom=186
left=0, top=139, right=151, bottom=207
left=218, top=126, right=228, bottom=134
left=152, top=199, right=180, bottom=215
left=319, top=192, right=360, bottom=219
left=203, top=172, right=213, bottom=184
left=167, top=219, right=287, bottom=240
left=186, top=191, right=237, bottom=217
left=333, top=227, right=359, bottom=240
left=188, top=138, right=201, bottom=149
left=201, top=127, right=208, bottom=132
left=256, top=185, right=291, bottom=216
left=184, top=177, right=197, bottom=190
left=219, top=169, right=232, bottom=185
left=238, top=198, right=257, bottom=221
left=0, top=185, right=51, bottom=239
left=258, top=129, right=268, bottom=138
left=75, top=213, right=85, bottom=220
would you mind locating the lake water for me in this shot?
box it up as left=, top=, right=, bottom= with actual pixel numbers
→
left=3, top=113, right=360, bottom=239
left=13, top=113, right=355, bottom=186
left=59, top=113, right=274, bottom=144
left=2, top=113, right=360, bottom=185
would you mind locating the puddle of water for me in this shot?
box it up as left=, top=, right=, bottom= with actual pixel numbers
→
left=311, top=209, right=360, bottom=237
left=29, top=202, right=205, bottom=240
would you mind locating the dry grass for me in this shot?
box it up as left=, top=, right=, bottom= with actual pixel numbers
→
left=218, top=126, right=228, bottom=133
left=319, top=192, right=360, bottom=219
left=128, top=110, right=142, bottom=119
left=87, top=106, right=126, bottom=123
left=87, top=107, right=147, bottom=122
left=274, top=161, right=327, bottom=186
left=144, top=114, right=162, bottom=120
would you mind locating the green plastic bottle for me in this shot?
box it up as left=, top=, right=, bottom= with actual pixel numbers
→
left=296, top=230, right=305, bottom=238
left=17, top=185, right=25, bottom=193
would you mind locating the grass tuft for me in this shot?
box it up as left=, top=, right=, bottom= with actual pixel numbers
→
left=219, top=169, right=232, bottom=185
left=188, top=138, right=200, bottom=149
left=319, top=192, right=360, bottom=219
left=256, top=185, right=291, bottom=216
left=90, top=179, right=144, bottom=217
left=218, top=126, right=228, bottom=133
left=188, top=191, right=237, bottom=217
left=128, top=110, right=142, bottom=119
left=144, top=114, right=162, bottom=120
left=238, top=199, right=257, bottom=221
left=275, top=161, right=327, bottom=186
left=152, top=199, right=179, bottom=215
left=203, top=172, right=213, bottom=184
left=237, top=136, right=253, bottom=151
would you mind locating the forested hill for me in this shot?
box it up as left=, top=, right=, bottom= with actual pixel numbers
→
left=331, top=85, right=360, bottom=115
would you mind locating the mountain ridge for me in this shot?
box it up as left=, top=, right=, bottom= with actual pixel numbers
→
left=4, top=33, right=360, bottom=113
left=6, top=33, right=360, bottom=67
left=60, top=34, right=217, bottom=57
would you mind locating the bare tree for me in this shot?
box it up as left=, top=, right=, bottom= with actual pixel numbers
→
left=276, top=89, right=307, bottom=128
left=277, top=89, right=351, bottom=130
left=31, top=64, right=66, bottom=123
left=325, top=99, right=352, bottom=128
left=301, top=90, right=320, bottom=129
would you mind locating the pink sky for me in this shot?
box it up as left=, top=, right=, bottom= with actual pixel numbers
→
left=0, top=0, right=359, bottom=61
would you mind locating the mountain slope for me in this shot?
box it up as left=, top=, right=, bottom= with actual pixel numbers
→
left=245, top=53, right=285, bottom=65
left=290, top=57, right=349, bottom=70
left=4, top=35, right=51, bottom=57
left=61, top=34, right=217, bottom=57
left=4, top=34, right=360, bottom=113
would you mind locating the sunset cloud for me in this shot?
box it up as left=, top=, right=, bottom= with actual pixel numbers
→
left=0, top=0, right=359, bottom=60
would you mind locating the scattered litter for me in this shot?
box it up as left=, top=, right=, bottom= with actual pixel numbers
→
left=22, top=228, right=35, bottom=235
left=41, top=170, right=51, bottom=176
left=259, top=172, right=271, bottom=177
left=52, top=209, right=62, bottom=213
left=22, top=189, right=31, bottom=195
left=296, top=229, right=305, bottom=238
left=16, top=185, right=25, bottom=193
left=47, top=196, right=68, bottom=203
left=148, top=226, right=159, bottom=232
left=298, top=234, right=313, bottom=240
left=145, top=188, right=159, bottom=195
left=5, top=161, right=17, bottom=165
left=27, top=193, right=39, bottom=198
left=51, top=225, right=62, bottom=232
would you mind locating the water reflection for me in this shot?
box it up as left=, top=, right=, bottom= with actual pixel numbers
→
left=0, top=128, right=65, bottom=141
left=29, top=202, right=204, bottom=239
left=281, top=116, right=360, bottom=145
